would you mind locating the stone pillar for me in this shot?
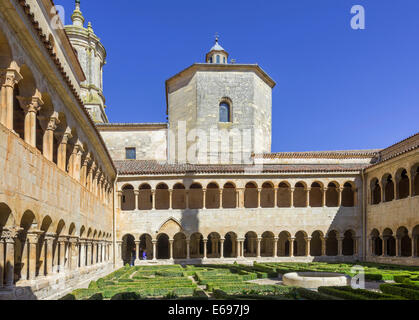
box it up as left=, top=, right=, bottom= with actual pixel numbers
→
left=185, top=190, right=189, bottom=209
left=289, top=237, right=295, bottom=257
left=257, top=237, right=262, bottom=258
left=203, top=189, right=207, bottom=209
left=305, top=237, right=312, bottom=257
left=338, top=187, right=343, bottom=207
left=354, top=237, right=359, bottom=256
left=152, top=240, right=157, bottom=261
left=321, top=237, right=327, bottom=256
left=135, top=241, right=140, bottom=264
left=69, top=141, right=84, bottom=181
left=40, top=112, right=59, bottom=161
left=257, top=188, right=262, bottom=208
left=220, top=239, right=225, bottom=259
left=186, top=240, right=190, bottom=259
left=274, top=187, right=278, bottom=207
left=338, top=237, right=344, bottom=257
left=322, top=188, right=327, bottom=207
left=45, top=234, right=55, bottom=276
left=134, top=191, right=140, bottom=210
left=382, top=237, right=387, bottom=257
left=273, top=237, right=278, bottom=258
left=219, top=189, right=223, bottom=209
left=203, top=239, right=208, bottom=259
left=16, top=94, right=43, bottom=147
left=86, top=161, right=96, bottom=192
left=290, top=188, right=295, bottom=208
left=152, top=190, right=156, bottom=210
left=92, top=240, right=98, bottom=265
left=57, top=128, right=72, bottom=172
left=116, top=240, right=122, bottom=261
left=19, top=235, right=29, bottom=281
left=27, top=232, right=40, bottom=280
left=306, top=188, right=311, bottom=208
left=396, top=236, right=401, bottom=257
left=58, top=237, right=67, bottom=272
left=80, top=153, right=92, bottom=188
left=0, top=68, right=22, bottom=129
left=4, top=234, right=16, bottom=287
left=78, top=239, right=85, bottom=268
left=92, top=169, right=101, bottom=197
left=169, top=239, right=174, bottom=260
left=117, top=191, right=123, bottom=209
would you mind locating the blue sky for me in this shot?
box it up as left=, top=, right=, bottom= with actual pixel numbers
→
left=58, top=0, right=419, bottom=152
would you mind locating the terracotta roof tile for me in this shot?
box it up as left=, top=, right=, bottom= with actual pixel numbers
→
left=254, top=150, right=381, bottom=159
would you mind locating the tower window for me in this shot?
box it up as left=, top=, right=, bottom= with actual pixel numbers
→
left=223, top=57, right=226, bottom=64
left=216, top=55, right=220, bottom=64
left=126, top=147, right=136, bottom=160
left=219, top=102, right=231, bottom=123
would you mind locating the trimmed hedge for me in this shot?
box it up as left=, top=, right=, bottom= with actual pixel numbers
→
left=380, top=284, right=419, bottom=300
left=318, top=286, right=404, bottom=300
left=294, top=288, right=340, bottom=300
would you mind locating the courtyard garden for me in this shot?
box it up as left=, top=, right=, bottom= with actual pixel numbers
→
left=61, top=262, right=419, bottom=300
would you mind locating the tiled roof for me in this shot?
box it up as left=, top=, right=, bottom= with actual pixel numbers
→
left=255, top=150, right=381, bottom=160
left=115, top=160, right=368, bottom=175
left=368, top=132, right=419, bottom=168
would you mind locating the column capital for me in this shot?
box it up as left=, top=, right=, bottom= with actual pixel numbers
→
left=57, top=127, right=73, bottom=144
left=0, top=67, right=22, bottom=88
left=39, top=111, right=60, bottom=132
left=82, top=152, right=93, bottom=167
left=305, top=237, right=312, bottom=241
left=17, top=93, right=43, bottom=114
left=1, top=227, right=21, bottom=242
left=27, top=230, right=43, bottom=243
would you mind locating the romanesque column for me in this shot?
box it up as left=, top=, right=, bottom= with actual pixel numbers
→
left=274, top=187, right=278, bottom=208
left=16, top=93, right=43, bottom=147
left=273, top=237, right=278, bottom=258
left=321, top=236, right=327, bottom=256
left=0, top=67, right=22, bottom=129
left=203, top=189, right=207, bottom=209
left=19, top=233, right=29, bottom=281
left=87, top=161, right=96, bottom=192
left=220, top=239, right=225, bottom=259
left=396, top=236, right=401, bottom=257
left=257, top=237, right=262, bottom=258
left=57, top=128, right=72, bottom=172
left=58, top=236, right=67, bottom=272
left=290, top=188, right=295, bottom=208
left=69, top=141, right=84, bottom=181
left=152, top=240, right=157, bottom=261
left=78, top=239, right=86, bottom=268
left=382, top=237, right=387, bottom=257
left=151, top=190, right=156, bottom=210
left=92, top=168, right=101, bottom=197
left=185, top=190, right=189, bottom=209
left=117, top=191, right=123, bottom=210
left=80, top=153, right=92, bottom=188
left=52, top=237, right=59, bottom=273
left=186, top=240, right=190, bottom=260
left=169, top=239, right=174, bottom=260
left=44, top=233, right=55, bottom=276
left=380, top=182, right=385, bottom=204
left=305, top=187, right=310, bottom=208
left=40, top=112, right=59, bottom=161
left=305, top=237, right=312, bottom=257
left=322, top=188, right=327, bottom=207
left=338, top=187, right=344, bottom=207
left=135, top=241, right=140, bottom=264
left=134, top=191, right=140, bottom=210
left=203, top=239, right=208, bottom=259
left=2, top=228, right=18, bottom=287
left=257, top=188, right=262, bottom=208
left=354, top=236, right=360, bottom=256
left=337, top=236, right=344, bottom=257
left=27, top=231, right=41, bottom=280
left=289, top=237, right=295, bottom=257
left=219, top=189, right=223, bottom=209
left=86, top=241, right=92, bottom=266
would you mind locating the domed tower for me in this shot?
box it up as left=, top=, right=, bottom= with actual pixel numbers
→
left=206, top=36, right=229, bottom=64
left=65, top=0, right=109, bottom=123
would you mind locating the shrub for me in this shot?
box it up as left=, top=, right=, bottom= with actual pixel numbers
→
left=60, top=294, right=76, bottom=300
left=318, top=286, right=401, bottom=300
left=111, top=292, right=141, bottom=300
left=213, top=289, right=228, bottom=299
left=380, top=284, right=419, bottom=300
left=88, top=281, right=99, bottom=290
left=294, top=288, right=340, bottom=300
left=394, top=275, right=412, bottom=284
left=364, top=273, right=383, bottom=281
left=87, top=293, right=103, bottom=300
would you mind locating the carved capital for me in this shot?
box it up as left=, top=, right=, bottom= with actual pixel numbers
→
left=17, top=94, right=43, bottom=114
left=1, top=227, right=21, bottom=242
left=0, top=68, right=22, bottom=88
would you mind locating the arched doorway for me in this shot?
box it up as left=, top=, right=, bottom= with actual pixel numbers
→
left=310, top=231, right=323, bottom=257
left=224, top=232, right=237, bottom=258
left=397, top=227, right=412, bottom=257
left=326, top=230, right=338, bottom=256
left=206, top=183, right=220, bottom=209
left=371, top=229, right=382, bottom=256
left=278, top=231, right=290, bottom=257
left=294, top=231, right=307, bottom=256
left=261, top=232, right=275, bottom=257
left=157, top=234, right=170, bottom=259
left=383, top=228, right=396, bottom=256
left=244, top=232, right=257, bottom=257
left=139, top=234, right=153, bottom=260
left=122, top=234, right=135, bottom=265
left=190, top=233, right=204, bottom=258
left=173, top=233, right=187, bottom=259
left=207, top=233, right=221, bottom=258
left=342, top=230, right=355, bottom=256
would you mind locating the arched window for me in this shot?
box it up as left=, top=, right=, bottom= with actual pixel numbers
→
left=216, top=55, right=220, bottom=63
left=219, top=102, right=231, bottom=123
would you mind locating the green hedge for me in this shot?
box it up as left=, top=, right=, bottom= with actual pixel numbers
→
left=380, top=284, right=419, bottom=300
left=294, top=288, right=340, bottom=300
left=318, top=286, right=403, bottom=300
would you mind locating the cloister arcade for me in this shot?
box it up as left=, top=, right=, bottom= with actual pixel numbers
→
left=0, top=28, right=113, bottom=205
left=118, top=180, right=357, bottom=211
left=0, top=202, right=112, bottom=288
left=368, top=225, right=419, bottom=258
left=369, top=164, right=419, bottom=205
left=119, top=229, right=359, bottom=264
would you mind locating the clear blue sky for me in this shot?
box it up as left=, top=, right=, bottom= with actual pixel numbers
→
left=58, top=0, right=419, bottom=152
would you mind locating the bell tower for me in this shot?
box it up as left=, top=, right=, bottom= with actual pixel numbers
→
left=65, top=0, right=109, bottom=123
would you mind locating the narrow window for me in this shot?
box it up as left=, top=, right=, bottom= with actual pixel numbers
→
left=216, top=55, right=220, bottom=64
left=219, top=102, right=231, bottom=123
left=126, top=147, right=136, bottom=160
left=223, top=57, right=226, bottom=64
left=209, top=57, right=213, bottom=63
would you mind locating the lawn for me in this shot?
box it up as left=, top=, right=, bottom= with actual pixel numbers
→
left=60, top=262, right=419, bottom=300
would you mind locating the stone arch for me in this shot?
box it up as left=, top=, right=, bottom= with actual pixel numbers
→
left=382, top=173, right=395, bottom=202
left=55, top=219, right=66, bottom=236
left=190, top=232, right=204, bottom=258
left=370, top=229, right=382, bottom=256
left=173, top=232, right=187, bottom=259
left=261, top=231, right=275, bottom=257
left=326, top=230, right=339, bottom=256
left=309, top=182, right=323, bottom=207
left=342, top=182, right=355, bottom=207
left=396, top=227, right=412, bottom=257
left=224, top=232, right=237, bottom=258
left=158, top=218, right=183, bottom=239
left=277, top=182, right=291, bottom=208
left=294, top=182, right=307, bottom=208
left=206, top=182, right=220, bottom=209
left=155, top=183, right=169, bottom=210
left=207, top=232, right=221, bottom=258
left=0, top=203, right=14, bottom=229
left=19, top=210, right=37, bottom=232
left=396, top=168, right=410, bottom=199
left=310, top=231, right=324, bottom=257
left=326, top=182, right=339, bottom=207
left=0, top=29, right=13, bottom=69
left=68, top=223, right=76, bottom=236
left=244, top=182, right=258, bottom=208
left=222, top=182, right=236, bottom=208
left=294, top=231, right=307, bottom=256
left=138, top=183, right=152, bottom=210
left=189, top=183, right=203, bottom=209
left=121, top=184, right=135, bottom=211
left=370, top=178, right=381, bottom=204
left=383, top=228, right=396, bottom=256
left=122, top=234, right=135, bottom=265
left=261, top=182, right=275, bottom=208
left=80, top=226, right=86, bottom=238
left=172, top=183, right=186, bottom=209
left=244, top=231, right=258, bottom=257
left=342, top=230, right=355, bottom=256
left=278, top=231, right=291, bottom=257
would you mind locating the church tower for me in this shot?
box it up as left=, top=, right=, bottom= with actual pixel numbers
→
left=65, top=0, right=109, bottom=123
left=166, top=37, right=275, bottom=164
